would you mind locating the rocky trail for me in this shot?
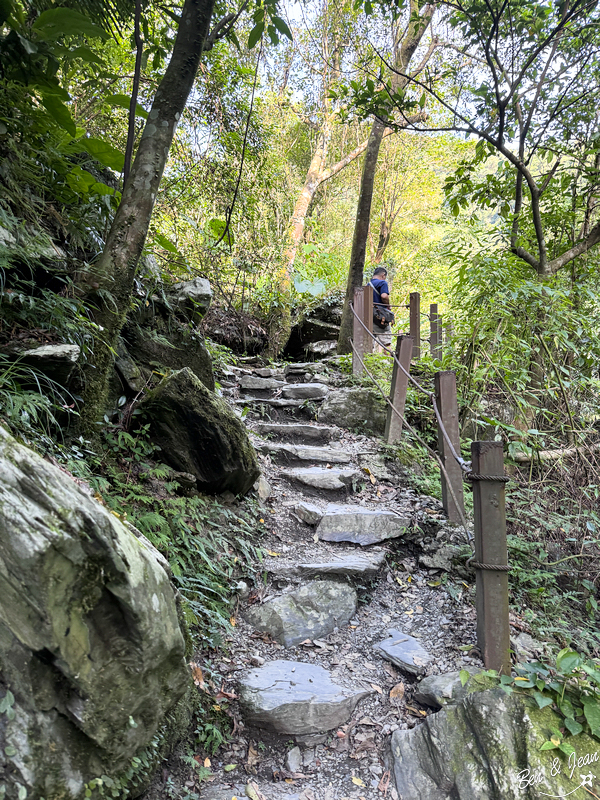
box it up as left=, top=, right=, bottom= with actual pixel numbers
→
left=189, top=359, right=491, bottom=800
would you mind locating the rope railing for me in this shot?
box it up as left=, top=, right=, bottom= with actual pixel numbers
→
left=350, top=302, right=471, bottom=474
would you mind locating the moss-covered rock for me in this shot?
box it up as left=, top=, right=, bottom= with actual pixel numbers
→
left=391, top=678, right=600, bottom=799
left=0, top=426, right=189, bottom=800
left=141, top=367, right=259, bottom=495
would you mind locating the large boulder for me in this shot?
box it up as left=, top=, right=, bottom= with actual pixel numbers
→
left=0, top=426, right=188, bottom=800
left=318, top=388, right=386, bottom=435
left=3, top=343, right=80, bottom=387
left=391, top=682, right=600, bottom=800
left=141, top=368, right=259, bottom=495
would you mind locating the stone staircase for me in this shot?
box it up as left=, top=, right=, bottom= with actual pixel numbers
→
left=202, top=361, right=481, bottom=800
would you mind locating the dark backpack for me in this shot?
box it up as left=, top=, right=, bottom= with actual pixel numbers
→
left=368, top=281, right=395, bottom=327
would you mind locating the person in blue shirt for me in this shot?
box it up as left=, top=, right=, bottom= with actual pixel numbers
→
left=369, top=267, right=393, bottom=350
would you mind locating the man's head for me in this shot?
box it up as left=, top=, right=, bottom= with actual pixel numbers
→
left=373, top=267, right=387, bottom=278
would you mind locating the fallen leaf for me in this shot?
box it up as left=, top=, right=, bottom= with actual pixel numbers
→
left=378, top=770, right=391, bottom=795
left=230, top=617, right=237, bottom=626
left=266, top=550, right=280, bottom=556
left=352, top=777, right=365, bottom=787
left=259, top=519, right=264, bottom=523
left=370, top=683, right=383, bottom=695
left=357, top=716, right=376, bottom=726
left=190, top=662, right=205, bottom=689
left=389, top=682, right=405, bottom=701
left=204, top=758, right=211, bottom=768
left=406, top=705, right=427, bottom=717
left=300, top=639, right=314, bottom=647
left=370, top=474, right=377, bottom=485
left=245, top=782, right=267, bottom=800
left=427, top=580, right=442, bottom=587
left=246, top=742, right=260, bottom=769
left=224, top=764, right=237, bottom=772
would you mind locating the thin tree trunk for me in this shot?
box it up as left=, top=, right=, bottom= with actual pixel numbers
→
left=79, top=0, right=216, bottom=430
left=337, top=118, right=387, bottom=353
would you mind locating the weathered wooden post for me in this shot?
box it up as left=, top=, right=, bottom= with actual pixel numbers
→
left=385, top=335, right=413, bottom=444
left=352, top=287, right=365, bottom=376
left=409, top=292, right=420, bottom=360
left=434, top=371, right=465, bottom=523
left=430, top=303, right=442, bottom=361
left=471, top=441, right=510, bottom=674
left=363, top=282, right=373, bottom=355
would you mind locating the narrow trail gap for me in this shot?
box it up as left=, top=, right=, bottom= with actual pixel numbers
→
left=194, top=357, right=483, bottom=800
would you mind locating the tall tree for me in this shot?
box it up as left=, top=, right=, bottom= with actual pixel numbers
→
left=337, top=0, right=435, bottom=353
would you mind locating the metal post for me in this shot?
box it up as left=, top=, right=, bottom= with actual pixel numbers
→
left=471, top=441, right=510, bottom=674
left=430, top=304, right=442, bottom=361
left=385, top=336, right=413, bottom=444
left=409, top=292, right=420, bottom=360
left=363, top=283, right=373, bottom=354
left=434, top=371, right=465, bottom=523
left=352, top=288, right=365, bottom=377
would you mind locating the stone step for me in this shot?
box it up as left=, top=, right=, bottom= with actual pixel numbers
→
left=281, top=383, right=329, bottom=400
left=316, top=504, right=410, bottom=546
left=374, top=629, right=433, bottom=676
left=256, top=442, right=352, bottom=465
left=279, top=466, right=361, bottom=491
left=244, top=580, right=357, bottom=648
left=251, top=421, right=339, bottom=444
left=239, top=660, right=372, bottom=737
left=235, top=397, right=304, bottom=409
left=239, top=375, right=285, bottom=392
left=296, top=550, right=387, bottom=578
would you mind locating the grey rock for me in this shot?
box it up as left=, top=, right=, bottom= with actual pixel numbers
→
left=238, top=397, right=304, bottom=409
left=297, top=550, right=387, bottom=578
left=293, top=501, right=324, bottom=525
left=254, top=368, right=283, bottom=378
left=318, top=388, right=386, bottom=435
left=307, top=340, right=337, bottom=356
left=374, top=629, right=433, bottom=675
left=281, top=383, right=329, bottom=400
left=252, top=422, right=339, bottom=443
left=285, top=746, right=303, bottom=773
left=317, top=505, right=409, bottom=546
left=390, top=685, right=600, bottom=800
left=419, top=544, right=466, bottom=572
left=141, top=368, right=259, bottom=495
left=244, top=580, right=357, bottom=647
left=280, top=467, right=361, bottom=491
left=18, top=343, right=80, bottom=386
left=285, top=363, right=314, bottom=374
left=414, top=669, right=479, bottom=709
left=257, top=442, right=351, bottom=464
left=239, top=661, right=371, bottom=735
left=0, top=426, right=187, bottom=798
left=167, top=276, right=212, bottom=322
left=511, top=632, right=544, bottom=661
left=240, top=375, right=286, bottom=391
left=295, top=733, right=327, bottom=746
left=254, top=475, right=272, bottom=502
left=115, top=340, right=146, bottom=394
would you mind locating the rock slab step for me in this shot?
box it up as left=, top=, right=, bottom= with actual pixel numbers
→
left=257, top=442, right=352, bottom=464
left=239, top=660, right=371, bottom=735
left=293, top=501, right=324, bottom=525
left=317, top=505, right=409, bottom=546
left=414, top=668, right=480, bottom=709
left=239, top=375, right=285, bottom=391
left=251, top=422, right=339, bottom=443
left=244, top=580, right=357, bottom=647
left=374, top=629, right=433, bottom=676
left=280, top=467, right=361, bottom=491
left=281, top=383, right=329, bottom=400
left=297, top=550, right=387, bottom=578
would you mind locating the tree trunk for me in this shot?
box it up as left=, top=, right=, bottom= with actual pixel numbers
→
left=337, top=118, right=387, bottom=353
left=79, top=0, right=216, bottom=431
left=337, top=1, right=435, bottom=354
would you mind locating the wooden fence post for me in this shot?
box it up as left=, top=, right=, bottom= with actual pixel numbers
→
left=363, top=282, right=373, bottom=354
left=471, top=441, right=510, bottom=674
left=385, top=335, right=413, bottom=444
left=409, top=292, right=420, bottom=360
left=352, top=287, right=365, bottom=376
left=430, top=303, right=442, bottom=361
left=434, top=371, right=465, bottom=523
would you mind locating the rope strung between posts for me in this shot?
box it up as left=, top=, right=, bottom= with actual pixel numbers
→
left=468, top=560, right=511, bottom=572
left=465, top=473, right=510, bottom=483
left=350, top=339, right=474, bottom=547
left=350, top=304, right=471, bottom=475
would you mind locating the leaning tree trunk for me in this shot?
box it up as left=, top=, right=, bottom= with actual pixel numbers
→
left=79, top=0, right=216, bottom=431
left=337, top=0, right=435, bottom=354
left=337, top=118, right=387, bottom=353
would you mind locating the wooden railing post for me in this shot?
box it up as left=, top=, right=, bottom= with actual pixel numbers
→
left=430, top=303, right=442, bottom=361
left=409, top=292, right=420, bottom=360
left=434, top=371, right=465, bottom=523
left=352, top=287, right=365, bottom=376
left=363, top=283, right=373, bottom=354
left=385, top=335, right=413, bottom=444
left=471, top=441, right=510, bottom=674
